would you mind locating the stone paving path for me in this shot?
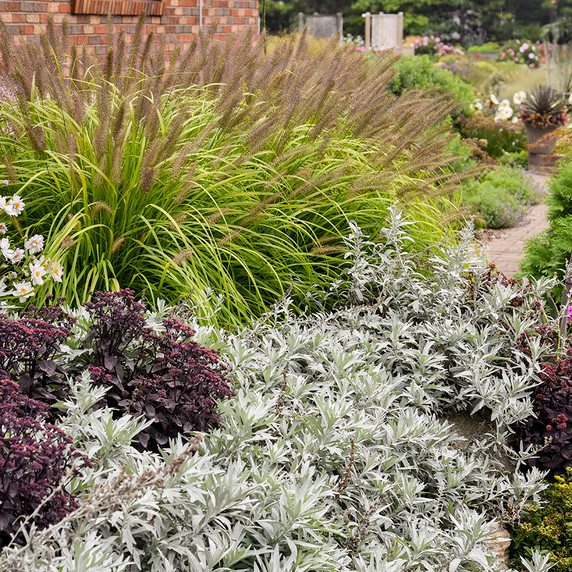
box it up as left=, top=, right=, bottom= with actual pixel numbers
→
left=476, top=173, right=550, bottom=277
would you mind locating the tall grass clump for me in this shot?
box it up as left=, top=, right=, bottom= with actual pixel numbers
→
left=0, top=21, right=467, bottom=325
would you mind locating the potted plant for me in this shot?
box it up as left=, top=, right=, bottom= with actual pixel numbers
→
left=520, top=86, right=568, bottom=171
left=520, top=85, right=568, bottom=152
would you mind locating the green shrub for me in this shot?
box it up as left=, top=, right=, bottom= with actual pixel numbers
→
left=0, top=25, right=465, bottom=326
left=521, top=158, right=572, bottom=294
left=498, top=39, right=541, bottom=68
left=467, top=42, right=501, bottom=54
left=456, top=113, right=527, bottom=160
left=462, top=166, right=543, bottom=229
left=509, top=468, right=572, bottom=571
left=389, top=55, right=475, bottom=116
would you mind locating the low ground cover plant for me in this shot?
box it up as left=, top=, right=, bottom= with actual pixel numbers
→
left=462, top=166, right=543, bottom=228
left=515, top=344, right=572, bottom=475
left=509, top=468, right=572, bottom=571
left=467, top=42, right=501, bottom=55
left=0, top=290, right=233, bottom=451
left=0, top=378, right=90, bottom=548
left=0, top=211, right=558, bottom=571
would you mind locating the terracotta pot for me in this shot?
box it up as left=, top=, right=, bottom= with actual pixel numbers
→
left=525, top=124, right=559, bottom=154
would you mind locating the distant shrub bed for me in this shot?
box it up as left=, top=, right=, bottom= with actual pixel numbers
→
left=456, top=113, right=527, bottom=162
left=462, top=166, right=542, bottom=228
left=389, top=55, right=475, bottom=116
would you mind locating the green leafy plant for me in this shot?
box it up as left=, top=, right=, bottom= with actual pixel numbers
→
left=509, top=468, right=572, bottom=571
left=456, top=112, right=527, bottom=161
left=467, top=42, right=501, bottom=54
left=521, top=157, right=572, bottom=296
left=0, top=23, right=466, bottom=326
left=462, top=166, right=542, bottom=228
left=389, top=55, right=475, bottom=116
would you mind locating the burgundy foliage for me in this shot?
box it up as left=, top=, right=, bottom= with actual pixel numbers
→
left=0, top=378, right=90, bottom=547
left=0, top=301, right=75, bottom=404
left=0, top=290, right=233, bottom=453
left=515, top=350, right=572, bottom=474
left=83, top=290, right=234, bottom=450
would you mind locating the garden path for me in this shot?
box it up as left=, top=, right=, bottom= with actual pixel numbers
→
left=476, top=173, right=550, bottom=277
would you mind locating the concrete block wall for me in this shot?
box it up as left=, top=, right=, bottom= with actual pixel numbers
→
left=0, top=0, right=259, bottom=55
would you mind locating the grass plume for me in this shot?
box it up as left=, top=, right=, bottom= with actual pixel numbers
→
left=0, top=20, right=468, bottom=325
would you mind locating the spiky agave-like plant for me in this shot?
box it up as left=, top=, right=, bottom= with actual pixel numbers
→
left=520, top=85, right=568, bottom=128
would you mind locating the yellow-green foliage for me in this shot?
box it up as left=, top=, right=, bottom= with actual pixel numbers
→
left=509, top=469, right=572, bottom=571
left=0, top=23, right=466, bottom=325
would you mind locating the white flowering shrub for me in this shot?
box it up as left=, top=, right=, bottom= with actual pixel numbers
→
left=0, top=210, right=556, bottom=571
left=0, top=182, right=63, bottom=302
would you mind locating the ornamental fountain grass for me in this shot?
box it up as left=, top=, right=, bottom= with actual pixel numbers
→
left=0, top=20, right=469, bottom=326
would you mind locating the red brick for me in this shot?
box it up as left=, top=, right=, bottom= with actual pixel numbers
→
left=3, top=0, right=260, bottom=58
left=19, top=24, right=34, bottom=33
left=69, top=35, right=89, bottom=44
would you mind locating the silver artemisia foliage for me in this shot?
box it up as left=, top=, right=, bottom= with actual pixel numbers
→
left=0, top=208, right=557, bottom=572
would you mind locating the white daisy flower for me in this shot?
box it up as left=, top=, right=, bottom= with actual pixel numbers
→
left=50, top=262, right=64, bottom=282
left=12, top=281, right=34, bottom=302
left=29, top=260, right=47, bottom=286
left=8, top=248, right=25, bottom=263
left=6, top=194, right=25, bottom=216
left=24, top=234, right=44, bottom=254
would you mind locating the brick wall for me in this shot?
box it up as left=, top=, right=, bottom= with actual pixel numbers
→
left=0, top=0, right=259, bottom=55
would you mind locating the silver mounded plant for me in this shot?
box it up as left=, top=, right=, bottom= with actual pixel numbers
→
left=0, top=209, right=557, bottom=571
